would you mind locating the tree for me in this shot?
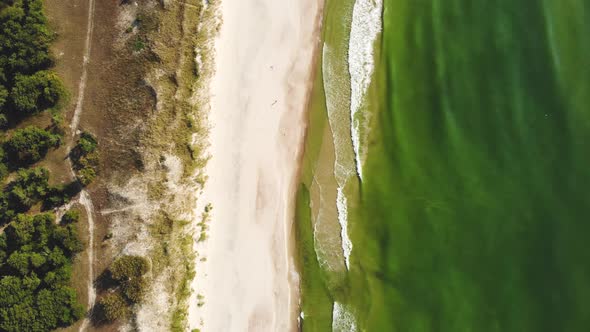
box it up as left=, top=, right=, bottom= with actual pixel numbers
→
left=0, top=0, right=52, bottom=76
left=0, top=276, right=32, bottom=307
left=53, top=224, right=83, bottom=254
left=4, top=126, right=61, bottom=165
left=36, top=287, right=85, bottom=329
left=10, top=71, right=64, bottom=114
left=6, top=251, right=30, bottom=275
left=43, top=264, right=72, bottom=288
left=0, top=299, right=38, bottom=332
left=0, top=1, right=84, bottom=330
left=61, top=209, right=80, bottom=224
left=0, top=161, right=8, bottom=180
left=0, top=85, right=8, bottom=109
left=6, top=167, right=49, bottom=211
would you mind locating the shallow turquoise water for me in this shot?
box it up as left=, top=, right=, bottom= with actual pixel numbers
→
left=348, top=0, right=590, bottom=331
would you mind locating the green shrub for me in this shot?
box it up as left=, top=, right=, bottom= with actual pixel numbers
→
left=132, top=38, right=145, bottom=52
left=108, top=255, right=150, bottom=305
left=110, top=255, right=149, bottom=281
left=71, top=132, right=98, bottom=186
left=122, top=277, right=147, bottom=303
left=99, top=293, right=129, bottom=322
left=77, top=132, right=97, bottom=154
left=76, top=167, right=96, bottom=186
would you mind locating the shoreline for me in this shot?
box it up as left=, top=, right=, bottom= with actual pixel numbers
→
left=188, top=0, right=324, bottom=330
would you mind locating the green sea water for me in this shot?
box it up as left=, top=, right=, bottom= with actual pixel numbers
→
left=298, top=0, right=590, bottom=331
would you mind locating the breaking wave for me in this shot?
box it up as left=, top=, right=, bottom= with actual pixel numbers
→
left=348, top=0, right=383, bottom=180
left=332, top=302, right=357, bottom=332
left=336, top=187, right=352, bottom=270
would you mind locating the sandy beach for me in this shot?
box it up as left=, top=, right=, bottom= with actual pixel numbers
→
left=188, top=0, right=323, bottom=330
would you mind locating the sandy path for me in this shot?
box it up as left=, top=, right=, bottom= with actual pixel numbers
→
left=63, top=0, right=96, bottom=330
left=188, top=0, right=323, bottom=330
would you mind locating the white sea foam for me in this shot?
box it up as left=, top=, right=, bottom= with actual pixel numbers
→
left=318, top=42, right=355, bottom=273
left=323, top=42, right=356, bottom=272
left=312, top=176, right=342, bottom=272
left=332, top=302, right=357, bottom=332
left=348, top=0, right=383, bottom=180
left=336, top=187, right=352, bottom=270
left=323, top=43, right=355, bottom=185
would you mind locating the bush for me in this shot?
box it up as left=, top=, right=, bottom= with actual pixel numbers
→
left=76, top=167, right=96, bottom=186
left=71, top=132, right=98, bottom=186
left=99, top=293, right=128, bottom=322
left=77, top=132, right=97, bottom=155
left=122, top=277, right=147, bottom=303
left=108, top=255, right=150, bottom=305
left=109, top=255, right=149, bottom=281
left=4, top=126, right=61, bottom=165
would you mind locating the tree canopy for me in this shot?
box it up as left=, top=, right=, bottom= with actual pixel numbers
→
left=10, top=71, right=64, bottom=114
left=4, top=126, right=61, bottom=165
left=0, top=212, right=84, bottom=331
left=0, top=1, right=85, bottom=330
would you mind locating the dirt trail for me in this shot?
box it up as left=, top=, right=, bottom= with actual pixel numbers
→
left=69, top=0, right=95, bottom=136
left=64, top=0, right=97, bottom=330
left=77, top=191, right=97, bottom=332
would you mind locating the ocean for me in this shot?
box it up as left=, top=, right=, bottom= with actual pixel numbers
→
left=297, top=0, right=590, bottom=331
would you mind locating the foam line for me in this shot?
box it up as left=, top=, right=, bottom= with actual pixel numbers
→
left=348, top=0, right=383, bottom=180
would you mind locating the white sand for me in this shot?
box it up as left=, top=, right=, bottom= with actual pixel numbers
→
left=188, top=0, right=323, bottom=331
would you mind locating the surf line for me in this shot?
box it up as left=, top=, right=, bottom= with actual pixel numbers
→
left=348, top=0, right=383, bottom=181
